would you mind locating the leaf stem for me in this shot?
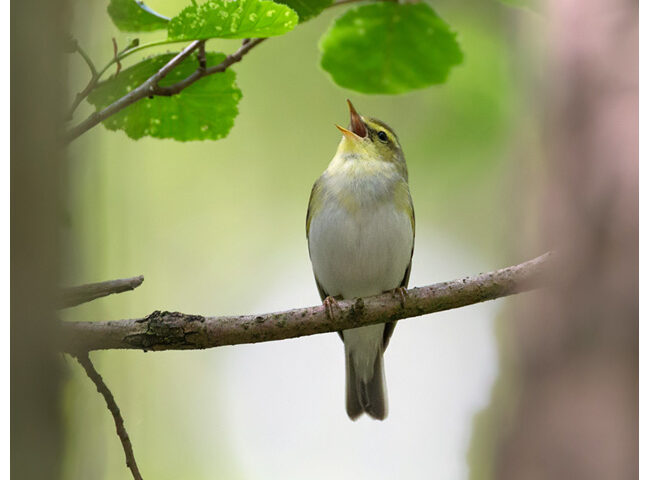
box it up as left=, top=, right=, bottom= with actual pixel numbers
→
left=95, top=39, right=189, bottom=80
left=75, top=43, right=98, bottom=77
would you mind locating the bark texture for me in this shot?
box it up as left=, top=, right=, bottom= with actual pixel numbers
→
left=62, top=253, right=551, bottom=352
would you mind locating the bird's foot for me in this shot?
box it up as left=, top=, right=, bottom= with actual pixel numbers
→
left=392, top=287, right=408, bottom=308
left=323, top=296, right=341, bottom=322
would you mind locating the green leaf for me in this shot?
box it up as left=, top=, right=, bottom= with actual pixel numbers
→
left=274, top=0, right=332, bottom=23
left=87, top=53, right=242, bottom=141
left=167, top=0, right=298, bottom=40
left=108, top=0, right=170, bottom=32
left=319, top=2, right=463, bottom=94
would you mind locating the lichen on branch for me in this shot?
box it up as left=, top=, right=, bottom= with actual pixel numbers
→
left=62, top=252, right=552, bottom=353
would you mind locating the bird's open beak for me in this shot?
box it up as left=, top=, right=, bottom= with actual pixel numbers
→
left=335, top=99, right=367, bottom=140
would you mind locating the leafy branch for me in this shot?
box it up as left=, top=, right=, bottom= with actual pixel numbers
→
left=65, top=0, right=464, bottom=143
left=65, top=38, right=266, bottom=142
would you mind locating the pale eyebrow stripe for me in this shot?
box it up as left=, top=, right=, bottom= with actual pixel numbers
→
left=365, top=119, right=399, bottom=145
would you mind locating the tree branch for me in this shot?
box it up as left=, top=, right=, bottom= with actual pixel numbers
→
left=62, top=253, right=552, bottom=353
left=67, top=39, right=100, bottom=119
left=60, top=275, right=144, bottom=309
left=73, top=352, right=143, bottom=480
left=154, top=38, right=266, bottom=96
left=64, top=38, right=266, bottom=143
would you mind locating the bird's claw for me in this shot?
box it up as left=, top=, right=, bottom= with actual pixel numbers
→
left=393, top=287, right=408, bottom=308
left=323, top=296, right=340, bottom=322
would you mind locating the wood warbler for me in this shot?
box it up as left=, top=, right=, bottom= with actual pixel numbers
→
left=306, top=100, right=415, bottom=420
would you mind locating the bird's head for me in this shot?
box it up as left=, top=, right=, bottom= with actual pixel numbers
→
left=335, top=100, right=406, bottom=179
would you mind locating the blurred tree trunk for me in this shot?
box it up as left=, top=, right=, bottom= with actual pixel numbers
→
left=11, top=0, right=68, bottom=478
left=485, top=0, right=638, bottom=479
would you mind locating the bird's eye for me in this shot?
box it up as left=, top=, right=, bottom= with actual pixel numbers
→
left=377, top=131, right=388, bottom=142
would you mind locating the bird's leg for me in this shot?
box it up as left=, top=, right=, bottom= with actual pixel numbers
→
left=392, top=287, right=408, bottom=308
left=323, top=296, right=341, bottom=322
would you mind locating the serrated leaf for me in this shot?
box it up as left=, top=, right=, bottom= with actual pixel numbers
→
left=88, top=53, right=242, bottom=141
left=274, top=0, right=332, bottom=22
left=320, top=3, right=463, bottom=94
left=108, top=0, right=169, bottom=32
left=167, top=0, right=298, bottom=40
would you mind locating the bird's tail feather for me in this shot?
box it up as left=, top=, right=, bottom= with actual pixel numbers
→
left=345, top=349, right=387, bottom=421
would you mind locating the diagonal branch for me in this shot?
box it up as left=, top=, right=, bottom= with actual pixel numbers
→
left=60, top=275, right=144, bottom=308
left=154, top=38, right=266, bottom=96
left=73, top=352, right=143, bottom=480
left=62, top=253, right=552, bottom=353
left=64, top=38, right=266, bottom=143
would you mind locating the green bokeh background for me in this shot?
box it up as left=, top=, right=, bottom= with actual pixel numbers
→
left=62, top=1, right=543, bottom=478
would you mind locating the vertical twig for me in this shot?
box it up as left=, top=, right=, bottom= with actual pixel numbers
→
left=67, top=39, right=100, bottom=119
left=75, top=43, right=98, bottom=78
left=197, top=40, right=206, bottom=71
left=74, top=352, right=143, bottom=480
left=112, top=38, right=122, bottom=77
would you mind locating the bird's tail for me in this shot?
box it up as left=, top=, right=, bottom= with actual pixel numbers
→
left=345, top=344, right=387, bottom=421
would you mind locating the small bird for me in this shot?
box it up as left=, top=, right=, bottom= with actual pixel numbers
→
left=306, top=100, right=415, bottom=420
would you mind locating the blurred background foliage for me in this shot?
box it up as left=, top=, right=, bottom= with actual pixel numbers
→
left=61, top=0, right=545, bottom=478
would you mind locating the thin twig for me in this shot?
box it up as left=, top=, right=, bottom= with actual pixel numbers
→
left=112, top=38, right=122, bottom=77
left=60, top=275, right=144, bottom=308
left=154, top=38, right=266, bottom=96
left=76, top=43, right=98, bottom=77
left=95, top=39, right=184, bottom=81
left=67, top=41, right=100, bottom=119
left=68, top=38, right=144, bottom=119
left=62, top=253, right=553, bottom=352
left=197, top=40, right=206, bottom=70
left=74, top=352, right=143, bottom=480
left=68, top=78, right=100, bottom=120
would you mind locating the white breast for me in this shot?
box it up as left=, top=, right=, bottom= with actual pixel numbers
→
left=308, top=191, right=413, bottom=300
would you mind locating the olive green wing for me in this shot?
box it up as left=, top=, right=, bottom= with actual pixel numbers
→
left=383, top=190, right=415, bottom=350
left=305, top=176, right=324, bottom=247
left=306, top=176, right=331, bottom=301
